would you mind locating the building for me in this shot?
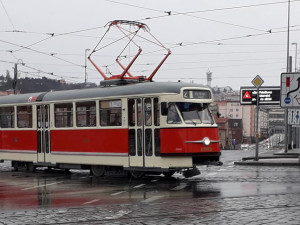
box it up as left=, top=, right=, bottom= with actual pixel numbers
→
left=213, top=116, right=229, bottom=149
left=228, top=119, right=243, bottom=149
left=216, top=100, right=255, bottom=144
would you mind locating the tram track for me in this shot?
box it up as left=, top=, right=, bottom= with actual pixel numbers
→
left=12, top=192, right=300, bottom=225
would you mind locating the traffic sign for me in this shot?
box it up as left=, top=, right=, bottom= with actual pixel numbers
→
left=288, top=109, right=300, bottom=125
left=251, top=75, right=264, bottom=88
left=240, top=86, right=280, bottom=105
left=243, top=91, right=251, bottom=99
left=280, top=72, right=300, bottom=107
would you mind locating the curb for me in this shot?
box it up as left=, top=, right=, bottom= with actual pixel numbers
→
left=234, top=161, right=300, bottom=166
left=242, top=155, right=298, bottom=161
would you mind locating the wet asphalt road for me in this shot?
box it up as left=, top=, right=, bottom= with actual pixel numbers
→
left=1, top=148, right=300, bottom=224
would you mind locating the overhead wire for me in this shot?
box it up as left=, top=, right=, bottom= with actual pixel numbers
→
left=20, top=64, right=80, bottom=82
left=131, top=60, right=285, bottom=74
left=0, top=38, right=85, bottom=68
left=104, top=0, right=300, bottom=32
left=0, top=0, right=15, bottom=30
left=1, top=0, right=299, bottom=84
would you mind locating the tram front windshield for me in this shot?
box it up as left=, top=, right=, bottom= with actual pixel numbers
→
left=167, top=102, right=213, bottom=125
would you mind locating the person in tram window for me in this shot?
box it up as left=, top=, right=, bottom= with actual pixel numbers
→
left=113, top=115, right=121, bottom=126
left=145, top=112, right=152, bottom=126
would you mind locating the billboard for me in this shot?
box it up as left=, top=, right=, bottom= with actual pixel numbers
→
left=240, top=86, right=280, bottom=105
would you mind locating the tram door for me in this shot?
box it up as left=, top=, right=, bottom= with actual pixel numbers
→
left=37, top=105, right=51, bottom=163
left=128, top=98, right=160, bottom=168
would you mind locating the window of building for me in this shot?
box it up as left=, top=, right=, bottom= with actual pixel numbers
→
left=100, top=100, right=122, bottom=126
left=54, top=103, right=73, bottom=127
left=76, top=101, right=96, bottom=127
left=234, top=122, right=238, bottom=127
left=0, top=107, right=14, bottom=128
left=17, top=106, right=32, bottom=128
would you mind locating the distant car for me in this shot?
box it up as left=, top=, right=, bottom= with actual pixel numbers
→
left=240, top=144, right=249, bottom=150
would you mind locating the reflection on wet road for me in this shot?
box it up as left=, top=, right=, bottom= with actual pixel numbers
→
left=1, top=150, right=300, bottom=212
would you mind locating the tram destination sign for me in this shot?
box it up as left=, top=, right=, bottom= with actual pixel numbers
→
left=240, top=86, right=280, bottom=105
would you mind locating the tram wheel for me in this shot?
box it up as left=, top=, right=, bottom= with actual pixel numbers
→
left=27, top=162, right=36, bottom=172
left=163, top=171, right=175, bottom=178
left=130, top=170, right=145, bottom=179
left=91, top=165, right=105, bottom=177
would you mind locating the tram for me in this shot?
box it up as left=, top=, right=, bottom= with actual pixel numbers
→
left=0, top=82, right=220, bottom=177
left=0, top=21, right=221, bottom=178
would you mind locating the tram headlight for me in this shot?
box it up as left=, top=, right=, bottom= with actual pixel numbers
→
left=203, top=137, right=211, bottom=146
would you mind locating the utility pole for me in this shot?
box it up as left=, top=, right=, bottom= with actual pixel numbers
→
left=255, top=87, right=260, bottom=161
left=13, top=64, right=17, bottom=94
left=251, top=75, right=264, bottom=161
left=85, top=49, right=90, bottom=86
left=284, top=0, right=291, bottom=152
left=292, top=43, right=297, bottom=72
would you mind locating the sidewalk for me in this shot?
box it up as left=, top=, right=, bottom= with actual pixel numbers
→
left=234, top=148, right=300, bottom=166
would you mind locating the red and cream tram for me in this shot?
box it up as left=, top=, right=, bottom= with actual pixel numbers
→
left=0, top=82, right=220, bottom=177
left=0, top=20, right=221, bottom=178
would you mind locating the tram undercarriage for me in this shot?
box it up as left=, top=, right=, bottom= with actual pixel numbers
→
left=7, top=153, right=222, bottom=179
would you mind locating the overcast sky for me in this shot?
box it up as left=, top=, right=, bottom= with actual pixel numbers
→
left=1, top=0, right=300, bottom=90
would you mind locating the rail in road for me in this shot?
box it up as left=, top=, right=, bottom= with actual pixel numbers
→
left=1, top=149, right=300, bottom=224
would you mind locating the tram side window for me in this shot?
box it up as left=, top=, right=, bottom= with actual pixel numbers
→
left=54, top=103, right=73, bottom=127
left=129, top=129, right=136, bottom=156
left=167, top=104, right=181, bottom=124
left=0, top=107, right=14, bottom=128
left=76, top=101, right=96, bottom=127
left=17, top=106, right=32, bottom=128
left=100, top=100, right=122, bottom=126
left=144, top=98, right=152, bottom=126
left=128, top=99, right=135, bottom=126
left=154, top=98, right=160, bottom=126
left=154, top=129, right=161, bottom=156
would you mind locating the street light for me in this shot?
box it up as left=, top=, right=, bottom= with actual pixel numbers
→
left=292, top=43, right=298, bottom=72
left=284, top=0, right=291, bottom=153
left=85, top=49, right=90, bottom=86
left=286, top=0, right=291, bottom=72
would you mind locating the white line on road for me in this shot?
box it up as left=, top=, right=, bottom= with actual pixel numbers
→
left=205, top=173, right=217, bottom=176
left=141, top=195, right=163, bottom=203
left=133, top=184, right=146, bottom=189
left=151, top=179, right=160, bottom=182
left=111, top=191, right=126, bottom=196
left=21, top=181, right=63, bottom=191
left=82, top=199, right=100, bottom=205
left=105, top=210, right=131, bottom=219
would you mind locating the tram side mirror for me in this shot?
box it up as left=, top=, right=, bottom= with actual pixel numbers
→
left=161, top=102, right=168, bottom=116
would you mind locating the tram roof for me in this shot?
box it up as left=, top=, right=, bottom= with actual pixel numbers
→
left=0, top=82, right=210, bottom=105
